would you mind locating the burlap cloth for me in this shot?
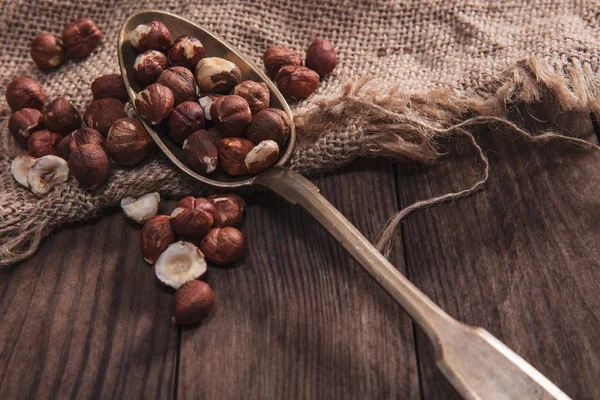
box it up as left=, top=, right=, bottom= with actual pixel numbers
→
left=1, top=0, right=600, bottom=266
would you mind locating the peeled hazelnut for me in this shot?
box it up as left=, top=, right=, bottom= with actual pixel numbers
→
left=168, top=101, right=205, bottom=144
left=245, top=140, right=280, bottom=174
left=157, top=67, right=196, bottom=105
left=173, top=280, right=214, bottom=324
left=155, top=241, right=207, bottom=289
left=170, top=196, right=215, bottom=238
left=27, top=155, right=70, bottom=197
left=68, top=144, right=110, bottom=190
left=62, top=18, right=102, bottom=58
left=141, top=215, right=176, bottom=264
left=42, top=97, right=81, bottom=134
left=84, top=98, right=126, bottom=136
left=106, top=118, right=153, bottom=166
left=305, top=39, right=337, bottom=77
left=245, top=108, right=291, bottom=147
left=129, top=21, right=172, bottom=53
left=58, top=127, right=105, bottom=160
left=5, top=77, right=46, bottom=112
left=207, top=194, right=246, bottom=228
left=198, top=95, right=217, bottom=120
left=30, top=33, right=65, bottom=70
left=275, top=65, right=320, bottom=100
left=263, top=46, right=302, bottom=76
left=27, top=130, right=62, bottom=157
left=195, top=57, right=241, bottom=94
left=135, top=83, right=174, bottom=126
left=200, top=227, right=245, bottom=265
left=168, top=35, right=206, bottom=70
left=133, top=50, right=169, bottom=87
left=218, top=137, right=254, bottom=176
left=121, top=192, right=160, bottom=224
left=209, top=95, right=252, bottom=136
left=91, top=74, right=128, bottom=101
left=11, top=155, right=37, bottom=188
left=231, top=81, right=270, bottom=115
left=183, top=130, right=219, bottom=174
left=8, top=108, right=43, bottom=147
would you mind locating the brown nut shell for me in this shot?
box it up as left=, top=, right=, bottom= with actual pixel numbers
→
left=168, top=101, right=205, bottom=144
left=129, top=21, right=172, bottom=53
left=68, top=144, right=110, bottom=189
left=231, top=81, right=270, bottom=115
left=58, top=128, right=105, bottom=160
left=168, top=35, right=206, bottom=70
left=305, top=39, right=337, bottom=77
left=245, top=108, right=291, bottom=147
left=42, top=97, right=81, bottom=134
left=263, top=46, right=303, bottom=76
left=172, top=280, right=214, bottom=325
left=133, top=50, right=169, bottom=87
left=27, top=130, right=62, bottom=157
left=135, top=83, right=174, bottom=126
left=91, top=74, right=128, bottom=101
left=8, top=108, right=43, bottom=147
left=84, top=98, right=126, bottom=136
left=62, top=18, right=102, bottom=58
left=275, top=65, right=320, bottom=100
left=30, top=34, right=65, bottom=70
left=209, top=95, right=252, bottom=137
left=157, top=67, right=197, bottom=105
left=218, top=137, right=254, bottom=176
left=183, top=129, right=219, bottom=174
left=200, top=227, right=245, bottom=265
left=170, top=196, right=215, bottom=238
left=106, top=118, right=153, bottom=166
left=141, top=215, right=176, bottom=264
left=5, top=77, right=46, bottom=112
left=207, top=194, right=246, bottom=228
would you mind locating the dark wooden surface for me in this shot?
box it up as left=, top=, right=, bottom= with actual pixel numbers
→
left=1, top=114, right=600, bottom=398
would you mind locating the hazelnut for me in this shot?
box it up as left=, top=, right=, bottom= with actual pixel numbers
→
left=30, top=34, right=65, bottom=70
left=8, top=108, right=43, bottom=147
left=27, top=130, right=62, bottom=157
left=209, top=95, right=252, bottom=136
left=218, top=137, right=254, bottom=176
left=275, top=65, right=319, bottom=100
left=172, top=280, right=214, bottom=324
left=68, top=144, right=110, bottom=190
left=133, top=50, right=169, bottom=87
left=170, top=196, right=215, bottom=238
left=129, top=21, right=172, bottom=53
left=155, top=242, right=207, bottom=289
left=106, top=118, right=153, bottom=165
left=61, top=18, right=102, bottom=58
left=168, top=35, right=206, bottom=70
left=135, top=83, right=174, bottom=126
left=58, top=127, right=105, bottom=160
left=200, top=227, right=245, bottom=265
left=245, top=140, right=280, bottom=174
left=5, top=77, right=46, bottom=112
left=263, top=46, right=302, bottom=76
left=305, top=39, right=337, bottom=77
left=27, top=155, right=70, bottom=197
left=182, top=130, right=219, bottom=174
left=245, top=108, right=291, bottom=147
left=195, top=57, right=241, bottom=93
left=207, top=194, right=246, bottom=228
left=141, top=215, right=176, bottom=264
left=91, top=74, right=128, bottom=101
left=84, top=98, right=126, bottom=136
left=231, top=81, right=270, bottom=114
left=11, top=155, right=37, bottom=188
left=157, top=67, right=196, bottom=105
left=168, top=101, right=205, bottom=144
left=198, top=95, right=218, bottom=120
left=121, top=192, right=160, bottom=224
left=42, top=97, right=81, bottom=134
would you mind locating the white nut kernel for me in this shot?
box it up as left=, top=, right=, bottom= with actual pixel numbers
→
left=155, top=241, right=207, bottom=289
left=121, top=192, right=160, bottom=224
left=27, top=155, right=70, bottom=197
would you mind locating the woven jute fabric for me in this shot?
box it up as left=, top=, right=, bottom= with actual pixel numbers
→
left=1, top=0, right=600, bottom=266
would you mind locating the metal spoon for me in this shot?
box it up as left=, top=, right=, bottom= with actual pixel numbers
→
left=118, top=11, right=570, bottom=399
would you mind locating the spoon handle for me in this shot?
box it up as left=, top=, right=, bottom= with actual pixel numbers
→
left=255, top=167, right=570, bottom=400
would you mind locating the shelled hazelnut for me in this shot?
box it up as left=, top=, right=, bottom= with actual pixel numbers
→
left=58, top=128, right=105, bottom=160
left=170, top=196, right=215, bottom=238
left=172, top=280, right=214, bottom=325
left=245, top=108, right=291, bottom=146
left=305, top=39, right=337, bottom=77
left=68, top=144, right=110, bottom=189
left=275, top=65, right=319, bottom=100
left=27, top=130, right=62, bottom=157
left=231, top=81, right=270, bottom=115
left=129, top=21, right=172, bottom=53
left=133, top=50, right=169, bottom=87
left=42, top=97, right=81, bottom=134
left=141, top=215, right=176, bottom=264
left=245, top=140, right=280, bottom=174
left=30, top=34, right=65, bottom=70
left=5, top=77, right=46, bottom=112
left=157, top=67, right=197, bottom=105
left=168, top=101, right=205, bottom=144
left=183, top=130, right=219, bottom=174
left=8, top=108, right=43, bottom=147
left=27, top=155, right=70, bottom=197
left=207, top=194, right=245, bottom=227
left=218, top=137, right=254, bottom=176
left=209, top=95, right=252, bottom=137
left=106, top=118, right=153, bottom=166
left=168, top=35, right=205, bottom=70
left=155, top=241, right=207, bottom=289
left=195, top=57, right=241, bottom=93
left=84, top=98, right=126, bottom=136
left=62, top=18, right=102, bottom=58
left=263, top=46, right=302, bottom=76
left=91, top=74, right=128, bottom=101
left=200, top=227, right=246, bottom=265
left=135, top=83, right=174, bottom=126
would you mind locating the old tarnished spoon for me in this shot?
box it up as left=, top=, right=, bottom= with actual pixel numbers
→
left=118, top=10, right=571, bottom=400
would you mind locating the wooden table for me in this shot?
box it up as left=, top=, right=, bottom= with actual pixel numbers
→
left=1, top=116, right=599, bottom=399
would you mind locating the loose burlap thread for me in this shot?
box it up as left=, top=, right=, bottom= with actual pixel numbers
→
left=1, top=0, right=600, bottom=266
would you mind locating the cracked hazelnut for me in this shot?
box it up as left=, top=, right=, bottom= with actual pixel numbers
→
left=168, top=101, right=205, bottom=144
left=168, top=35, right=206, bottom=70
left=42, top=97, right=81, bottom=134
left=157, top=67, right=196, bottom=105
left=58, top=127, right=105, bottom=160
left=195, top=57, right=241, bottom=94
left=170, top=196, right=215, bottom=238
left=135, top=83, right=174, bottom=126
left=232, top=81, right=270, bottom=115
left=156, top=242, right=207, bottom=289
left=27, top=155, right=70, bottom=197
left=275, top=65, right=319, bottom=100
left=218, top=137, right=254, bottom=176
left=84, top=98, right=126, bottom=136
left=173, top=280, right=214, bottom=325
left=106, top=118, right=153, bottom=166
left=133, top=50, right=169, bottom=87
left=246, top=108, right=291, bottom=147
left=27, top=130, right=62, bottom=157
left=245, top=140, right=280, bottom=174
left=91, top=74, right=128, bottom=101
left=121, top=192, right=160, bottom=224
left=62, top=18, right=102, bottom=58
left=141, top=215, right=176, bottom=264
left=5, top=77, right=46, bottom=112
left=8, top=108, right=43, bottom=147
left=30, top=34, right=65, bottom=70
left=200, top=227, right=245, bottom=265
left=210, top=95, right=252, bottom=137
left=207, top=194, right=245, bottom=228
left=68, top=144, right=110, bottom=189
left=183, top=130, right=219, bottom=174
left=263, top=46, right=302, bottom=76
left=129, top=21, right=171, bottom=53
left=11, top=155, right=37, bottom=188
left=306, top=39, right=337, bottom=77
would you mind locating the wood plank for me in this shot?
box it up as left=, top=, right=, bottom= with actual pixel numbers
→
left=178, top=160, right=421, bottom=399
